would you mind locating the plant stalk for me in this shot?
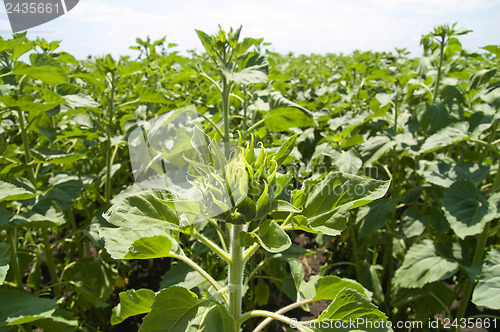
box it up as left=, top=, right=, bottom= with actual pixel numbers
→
left=432, top=36, right=446, bottom=104
left=105, top=73, right=116, bottom=206
left=17, top=110, right=36, bottom=187
left=229, top=224, right=245, bottom=324
left=42, top=228, right=61, bottom=297
left=7, top=227, right=23, bottom=289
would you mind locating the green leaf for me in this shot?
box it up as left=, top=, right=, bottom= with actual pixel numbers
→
left=12, top=63, right=67, bottom=85
left=0, top=288, right=57, bottom=326
left=469, top=69, right=497, bottom=90
left=274, top=134, right=298, bottom=166
left=31, top=149, right=84, bottom=165
left=297, top=172, right=390, bottom=236
left=269, top=91, right=313, bottom=117
left=272, top=200, right=301, bottom=213
left=103, top=190, right=180, bottom=230
left=0, top=206, right=13, bottom=227
left=0, top=180, right=38, bottom=202
left=136, top=85, right=170, bottom=104
left=481, top=86, right=500, bottom=107
left=316, top=288, right=386, bottom=322
left=482, top=45, right=500, bottom=57
left=330, top=150, right=363, bottom=174
left=125, top=235, right=177, bottom=259
left=398, top=207, right=426, bottom=238
left=11, top=206, right=66, bottom=228
left=0, top=95, right=59, bottom=113
left=160, top=262, right=207, bottom=291
left=442, top=181, right=498, bottom=239
left=420, top=122, right=469, bottom=153
left=195, top=30, right=215, bottom=57
left=394, top=239, right=460, bottom=288
left=100, top=190, right=180, bottom=259
left=111, top=289, right=156, bottom=325
left=472, top=247, right=500, bottom=309
left=264, top=108, right=314, bottom=131
left=62, top=94, right=99, bottom=108
left=356, top=199, right=396, bottom=238
left=288, top=258, right=305, bottom=292
left=223, top=65, right=267, bottom=85
left=298, top=275, right=370, bottom=303
left=139, top=286, right=236, bottom=332
left=251, top=220, right=291, bottom=253
left=45, top=175, right=83, bottom=211
left=418, top=160, right=490, bottom=187
left=0, top=243, right=10, bottom=284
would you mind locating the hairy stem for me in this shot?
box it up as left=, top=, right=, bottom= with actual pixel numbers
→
left=252, top=299, right=314, bottom=332
left=229, top=224, right=244, bottom=324
left=170, top=253, right=227, bottom=304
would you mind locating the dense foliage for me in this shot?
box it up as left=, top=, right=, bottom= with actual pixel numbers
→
left=0, top=23, right=499, bottom=331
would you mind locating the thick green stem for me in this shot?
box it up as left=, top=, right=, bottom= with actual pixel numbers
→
left=190, top=229, right=231, bottom=263
left=17, top=110, right=36, bottom=187
left=229, top=224, right=244, bottom=324
left=42, top=228, right=61, bottom=297
left=7, top=227, right=23, bottom=289
left=432, top=36, right=446, bottom=104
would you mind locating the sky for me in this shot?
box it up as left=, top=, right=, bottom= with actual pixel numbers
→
left=0, top=0, right=499, bottom=59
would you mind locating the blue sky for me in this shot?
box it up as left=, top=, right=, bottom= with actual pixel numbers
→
left=1, top=0, right=499, bottom=59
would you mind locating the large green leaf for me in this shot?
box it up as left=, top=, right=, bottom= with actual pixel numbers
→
left=12, top=63, right=67, bottom=85
left=316, top=288, right=386, bottom=322
left=442, top=181, right=499, bottom=239
left=356, top=198, right=396, bottom=238
left=0, top=180, right=38, bottom=202
left=302, top=173, right=390, bottom=216
left=420, top=122, right=469, bottom=153
left=472, top=247, right=500, bottom=309
left=135, top=85, right=170, bottom=104
left=298, top=275, right=371, bottom=303
left=45, top=174, right=83, bottom=211
left=102, top=190, right=180, bottom=230
left=98, top=226, right=175, bottom=260
left=224, top=52, right=268, bottom=85
left=418, top=159, right=490, bottom=187
left=138, top=286, right=236, bottom=332
left=394, top=239, right=460, bottom=288
left=0, top=244, right=10, bottom=284
left=111, top=289, right=156, bottom=325
left=264, top=108, right=314, bottom=131
left=293, top=172, right=390, bottom=236
left=124, top=235, right=177, bottom=259
left=0, top=95, right=59, bottom=112
left=0, top=288, right=57, bottom=326
left=246, top=220, right=291, bottom=253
